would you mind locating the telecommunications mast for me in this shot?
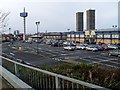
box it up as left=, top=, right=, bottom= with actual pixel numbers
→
left=20, top=8, right=28, bottom=41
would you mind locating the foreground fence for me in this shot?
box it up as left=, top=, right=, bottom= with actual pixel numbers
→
left=1, top=56, right=110, bottom=90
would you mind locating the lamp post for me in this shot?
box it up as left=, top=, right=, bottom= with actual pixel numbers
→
left=112, top=25, right=117, bottom=44
left=67, top=29, right=70, bottom=41
left=35, top=21, right=40, bottom=54
left=9, top=28, right=11, bottom=34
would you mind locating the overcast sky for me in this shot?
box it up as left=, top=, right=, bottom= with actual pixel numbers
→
left=0, top=0, right=119, bottom=34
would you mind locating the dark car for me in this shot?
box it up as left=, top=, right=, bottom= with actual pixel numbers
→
left=96, top=44, right=104, bottom=51
left=57, top=40, right=64, bottom=47
left=51, top=41, right=59, bottom=47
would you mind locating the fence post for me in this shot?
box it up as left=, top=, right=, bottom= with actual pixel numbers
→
left=15, top=63, right=19, bottom=77
left=55, top=75, right=61, bottom=90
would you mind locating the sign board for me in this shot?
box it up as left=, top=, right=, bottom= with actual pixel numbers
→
left=85, top=31, right=89, bottom=35
left=85, top=30, right=96, bottom=35
left=20, top=12, right=28, bottom=17
left=91, top=31, right=96, bottom=35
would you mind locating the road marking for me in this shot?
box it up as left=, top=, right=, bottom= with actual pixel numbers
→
left=10, top=53, right=15, bottom=56
left=12, top=47, right=16, bottom=49
left=61, top=54, right=68, bottom=55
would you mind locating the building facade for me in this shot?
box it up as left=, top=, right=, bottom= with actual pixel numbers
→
left=76, top=12, right=84, bottom=31
left=86, top=9, right=95, bottom=30
left=44, top=32, right=67, bottom=40
left=66, top=30, right=120, bottom=44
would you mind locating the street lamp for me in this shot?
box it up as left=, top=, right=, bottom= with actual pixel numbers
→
left=67, top=29, right=70, bottom=32
left=35, top=21, right=40, bottom=54
left=67, top=29, right=70, bottom=41
left=9, top=28, right=11, bottom=34
left=112, top=25, right=117, bottom=44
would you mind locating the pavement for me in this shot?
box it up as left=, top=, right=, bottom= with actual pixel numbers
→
left=0, top=76, right=13, bottom=89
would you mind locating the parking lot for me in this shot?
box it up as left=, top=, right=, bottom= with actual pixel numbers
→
left=3, top=40, right=119, bottom=68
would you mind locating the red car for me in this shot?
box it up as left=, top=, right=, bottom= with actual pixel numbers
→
left=101, top=44, right=109, bottom=50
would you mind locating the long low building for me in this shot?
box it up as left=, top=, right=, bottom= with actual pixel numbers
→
left=43, top=29, right=120, bottom=44
left=67, top=29, right=120, bottom=44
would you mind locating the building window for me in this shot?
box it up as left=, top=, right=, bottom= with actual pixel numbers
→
left=80, top=34, right=84, bottom=38
left=112, top=34, right=119, bottom=38
left=104, top=34, right=110, bottom=38
left=97, top=34, right=103, bottom=38
left=71, top=34, right=74, bottom=37
left=76, top=34, right=79, bottom=38
left=67, top=34, right=70, bottom=37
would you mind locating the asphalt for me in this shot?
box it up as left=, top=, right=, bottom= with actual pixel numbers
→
left=2, top=41, right=120, bottom=68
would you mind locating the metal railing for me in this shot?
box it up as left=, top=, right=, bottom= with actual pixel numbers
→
left=1, top=56, right=110, bottom=90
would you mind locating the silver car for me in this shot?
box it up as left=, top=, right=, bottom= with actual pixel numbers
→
left=108, top=50, right=120, bottom=57
left=63, top=44, right=76, bottom=51
left=86, top=45, right=98, bottom=51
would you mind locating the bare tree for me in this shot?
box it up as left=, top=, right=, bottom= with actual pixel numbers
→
left=0, top=10, right=10, bottom=29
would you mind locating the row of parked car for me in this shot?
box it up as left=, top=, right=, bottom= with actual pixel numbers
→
left=45, top=40, right=120, bottom=51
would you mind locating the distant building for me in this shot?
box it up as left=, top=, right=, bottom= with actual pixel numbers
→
left=86, top=9, right=95, bottom=30
left=14, top=30, right=19, bottom=35
left=118, top=1, right=120, bottom=29
left=76, top=12, right=84, bottom=31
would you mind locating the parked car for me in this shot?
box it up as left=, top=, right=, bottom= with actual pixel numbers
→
left=76, top=44, right=88, bottom=50
left=46, top=40, right=53, bottom=45
left=86, top=45, right=98, bottom=51
left=57, top=40, right=64, bottom=47
left=96, top=44, right=104, bottom=51
left=107, top=44, right=118, bottom=50
left=51, top=41, right=59, bottom=47
left=108, top=50, right=120, bottom=57
left=101, top=44, right=109, bottom=50
left=63, top=44, right=76, bottom=51
left=35, top=40, right=43, bottom=43
left=25, top=40, right=32, bottom=44
left=115, top=44, right=120, bottom=49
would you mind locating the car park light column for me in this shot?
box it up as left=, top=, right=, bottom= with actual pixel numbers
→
left=112, top=25, right=117, bottom=44
left=35, top=21, right=40, bottom=54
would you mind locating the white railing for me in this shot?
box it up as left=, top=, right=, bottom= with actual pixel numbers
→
left=1, top=55, right=111, bottom=90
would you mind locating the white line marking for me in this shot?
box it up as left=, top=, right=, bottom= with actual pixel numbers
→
left=10, top=53, right=15, bottom=56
